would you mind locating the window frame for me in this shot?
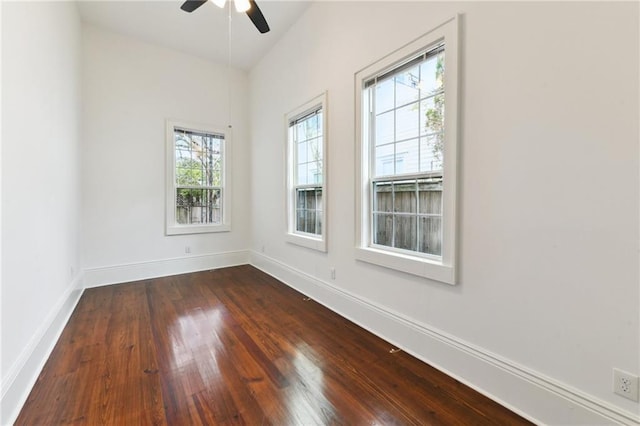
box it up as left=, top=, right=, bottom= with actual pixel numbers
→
left=285, top=92, right=328, bottom=252
left=165, top=119, right=232, bottom=235
left=355, top=16, right=459, bottom=284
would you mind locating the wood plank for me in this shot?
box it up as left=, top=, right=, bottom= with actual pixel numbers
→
left=15, top=266, right=532, bottom=425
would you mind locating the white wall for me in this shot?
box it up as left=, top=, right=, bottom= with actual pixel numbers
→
left=1, top=1, right=638, bottom=424
left=81, top=24, right=251, bottom=285
left=249, top=2, right=639, bottom=424
left=1, top=1, right=83, bottom=422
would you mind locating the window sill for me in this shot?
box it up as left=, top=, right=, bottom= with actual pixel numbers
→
left=166, top=223, right=231, bottom=236
left=354, top=246, right=455, bottom=285
left=285, top=233, right=327, bottom=252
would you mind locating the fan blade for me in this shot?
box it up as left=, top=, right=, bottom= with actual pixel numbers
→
left=246, top=0, right=270, bottom=33
left=181, top=0, right=207, bottom=13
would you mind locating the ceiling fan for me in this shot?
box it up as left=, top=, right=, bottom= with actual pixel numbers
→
left=180, top=0, right=270, bottom=34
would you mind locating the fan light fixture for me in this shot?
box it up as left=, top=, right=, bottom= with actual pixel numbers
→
left=181, top=0, right=270, bottom=34
left=210, top=0, right=250, bottom=13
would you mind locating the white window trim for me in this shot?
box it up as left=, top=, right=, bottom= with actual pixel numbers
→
left=165, top=119, right=232, bottom=235
left=354, top=16, right=459, bottom=285
left=285, top=92, right=328, bottom=252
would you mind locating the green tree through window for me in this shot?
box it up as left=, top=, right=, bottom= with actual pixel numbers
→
left=174, top=129, right=223, bottom=225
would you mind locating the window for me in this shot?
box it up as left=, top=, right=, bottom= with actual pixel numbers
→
left=355, top=16, right=459, bottom=284
left=166, top=120, right=231, bottom=235
left=285, top=93, right=328, bottom=251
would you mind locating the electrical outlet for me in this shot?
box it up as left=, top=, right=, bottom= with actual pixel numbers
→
left=330, top=267, right=336, bottom=280
left=613, top=369, right=639, bottom=401
left=185, top=246, right=191, bottom=254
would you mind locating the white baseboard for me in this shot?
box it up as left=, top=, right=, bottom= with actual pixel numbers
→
left=83, top=250, right=250, bottom=288
left=3, top=252, right=636, bottom=425
left=0, top=273, right=84, bottom=426
left=250, top=250, right=640, bottom=426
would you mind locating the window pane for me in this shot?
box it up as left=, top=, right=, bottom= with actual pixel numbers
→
left=373, top=181, right=393, bottom=212
left=295, top=188, right=322, bottom=236
left=393, top=181, right=417, bottom=213
left=295, top=121, right=307, bottom=142
left=375, top=110, right=394, bottom=145
left=394, top=215, right=417, bottom=251
left=316, top=210, right=322, bottom=235
left=395, top=65, right=420, bottom=106
left=421, top=95, right=445, bottom=136
left=174, top=130, right=224, bottom=189
left=305, top=114, right=319, bottom=139
left=175, top=133, right=189, bottom=149
left=418, top=182, right=442, bottom=215
left=176, top=143, right=190, bottom=160
left=211, top=137, right=221, bottom=153
left=420, top=135, right=443, bottom=172
left=396, top=102, right=419, bottom=141
left=296, top=188, right=306, bottom=209
left=176, top=160, right=200, bottom=186
left=176, top=166, right=191, bottom=186
left=211, top=188, right=222, bottom=224
left=175, top=188, right=221, bottom=225
left=419, top=52, right=444, bottom=96
left=375, top=77, right=394, bottom=113
left=210, top=162, right=222, bottom=186
left=419, top=216, right=442, bottom=255
left=373, top=213, right=393, bottom=247
left=306, top=189, right=316, bottom=210
left=317, top=111, right=323, bottom=135
left=308, top=136, right=322, bottom=162
left=306, top=211, right=317, bottom=234
left=308, top=161, right=322, bottom=184
left=372, top=177, right=442, bottom=255
left=296, top=209, right=305, bottom=233
left=297, top=163, right=308, bottom=185
left=307, top=136, right=323, bottom=185
left=374, top=143, right=394, bottom=177
left=395, top=138, right=419, bottom=174
left=294, top=113, right=322, bottom=142
left=297, top=140, right=308, bottom=165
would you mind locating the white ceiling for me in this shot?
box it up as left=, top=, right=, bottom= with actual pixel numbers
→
left=77, top=0, right=312, bottom=70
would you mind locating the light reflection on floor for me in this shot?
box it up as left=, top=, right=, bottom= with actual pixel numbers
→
left=282, top=344, right=337, bottom=424
left=168, top=306, right=225, bottom=376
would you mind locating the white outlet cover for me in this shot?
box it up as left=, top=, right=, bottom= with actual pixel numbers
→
left=613, top=368, right=639, bottom=402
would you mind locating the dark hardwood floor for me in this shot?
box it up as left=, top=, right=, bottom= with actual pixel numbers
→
left=16, top=265, right=532, bottom=425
